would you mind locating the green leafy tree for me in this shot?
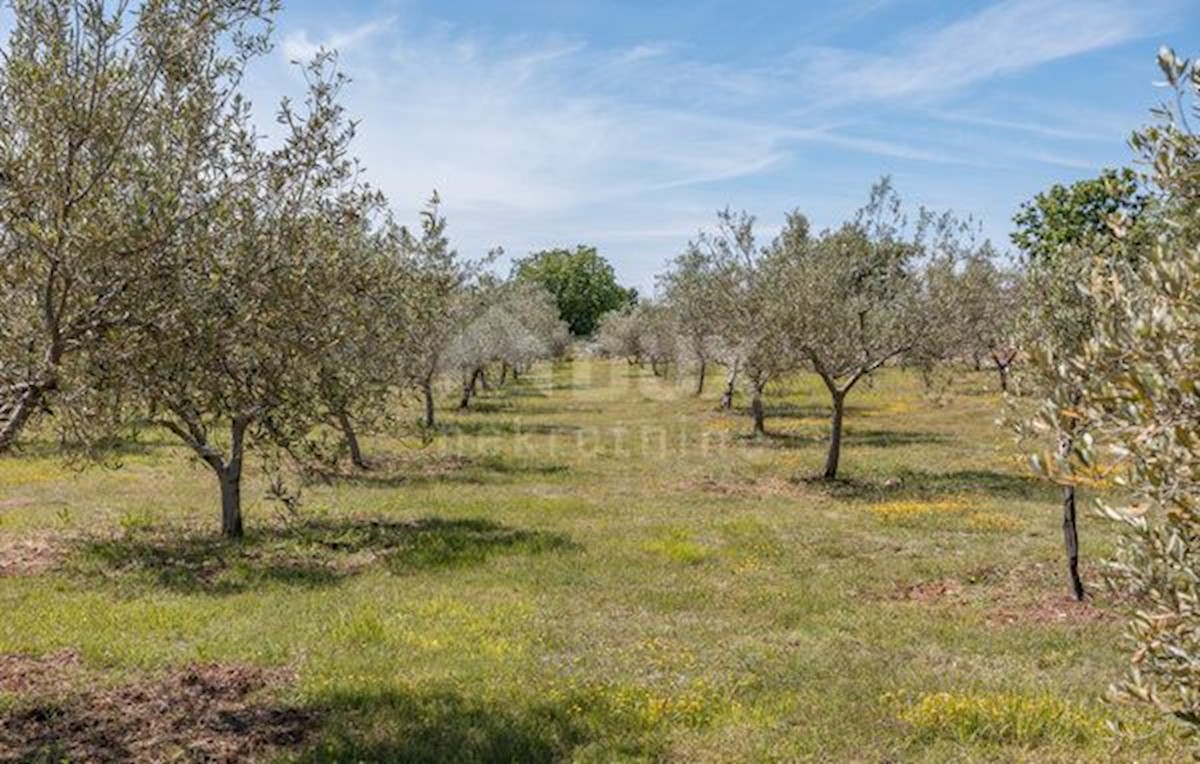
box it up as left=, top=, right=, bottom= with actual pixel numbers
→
left=512, top=245, right=635, bottom=336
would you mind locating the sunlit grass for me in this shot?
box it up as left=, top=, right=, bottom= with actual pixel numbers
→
left=0, top=360, right=1185, bottom=761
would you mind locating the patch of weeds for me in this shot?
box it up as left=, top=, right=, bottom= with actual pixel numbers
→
left=643, top=530, right=711, bottom=565
left=894, top=690, right=1105, bottom=746
left=870, top=497, right=971, bottom=525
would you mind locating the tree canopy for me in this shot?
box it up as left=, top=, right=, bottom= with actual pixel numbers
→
left=511, top=245, right=635, bottom=336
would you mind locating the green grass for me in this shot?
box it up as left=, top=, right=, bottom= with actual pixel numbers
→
left=0, top=360, right=1184, bottom=761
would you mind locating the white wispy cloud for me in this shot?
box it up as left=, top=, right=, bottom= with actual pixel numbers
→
left=258, top=1, right=1168, bottom=288
left=799, top=0, right=1157, bottom=102
left=282, top=18, right=394, bottom=63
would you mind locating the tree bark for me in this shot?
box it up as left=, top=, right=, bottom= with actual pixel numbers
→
left=695, top=359, right=707, bottom=396
left=721, top=362, right=739, bottom=411
left=1062, top=483, right=1085, bottom=601
left=823, top=391, right=846, bottom=480
left=500, top=363, right=509, bottom=386
left=0, top=383, right=46, bottom=454
left=422, top=379, right=436, bottom=429
left=750, top=382, right=765, bottom=436
left=219, top=418, right=248, bottom=539
left=220, top=468, right=243, bottom=538
left=337, top=410, right=368, bottom=470
left=996, top=363, right=1010, bottom=393
left=459, top=368, right=481, bottom=410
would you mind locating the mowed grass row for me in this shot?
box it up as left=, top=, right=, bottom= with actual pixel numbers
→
left=0, top=360, right=1184, bottom=761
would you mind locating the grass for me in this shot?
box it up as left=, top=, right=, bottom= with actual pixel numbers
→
left=0, top=359, right=1185, bottom=761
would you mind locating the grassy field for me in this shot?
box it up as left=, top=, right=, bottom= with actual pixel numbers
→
left=0, top=359, right=1185, bottom=761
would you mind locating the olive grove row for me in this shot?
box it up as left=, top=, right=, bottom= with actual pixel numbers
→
left=0, top=1, right=571, bottom=536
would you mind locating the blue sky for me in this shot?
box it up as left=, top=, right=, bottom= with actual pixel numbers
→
left=251, top=1, right=1193, bottom=290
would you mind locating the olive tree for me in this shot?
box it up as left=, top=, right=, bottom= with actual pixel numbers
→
left=691, top=210, right=796, bottom=435
left=594, top=305, right=645, bottom=365
left=778, top=180, right=935, bottom=479
left=448, top=278, right=569, bottom=411
left=396, top=195, right=476, bottom=429
left=658, top=247, right=722, bottom=394
left=955, top=248, right=1023, bottom=392
left=1011, top=169, right=1149, bottom=600
left=312, top=209, right=407, bottom=470
left=119, top=53, right=372, bottom=538
left=1059, top=48, right=1200, bottom=731
left=0, top=0, right=277, bottom=453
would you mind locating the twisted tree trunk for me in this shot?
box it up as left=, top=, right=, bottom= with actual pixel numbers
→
left=0, top=383, right=48, bottom=454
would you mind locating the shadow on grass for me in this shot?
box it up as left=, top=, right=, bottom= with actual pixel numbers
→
left=810, top=468, right=1055, bottom=503
left=741, top=428, right=948, bottom=449
left=297, top=686, right=659, bottom=764
left=70, top=517, right=577, bottom=595
left=323, top=453, right=570, bottom=489
left=733, top=401, right=867, bottom=421
left=436, top=420, right=582, bottom=437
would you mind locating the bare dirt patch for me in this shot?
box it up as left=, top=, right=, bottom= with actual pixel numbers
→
left=892, top=578, right=965, bottom=603
left=687, top=476, right=804, bottom=499
left=887, top=563, right=1121, bottom=626
left=0, top=652, right=315, bottom=763
left=0, top=534, right=65, bottom=577
left=986, top=595, right=1114, bottom=627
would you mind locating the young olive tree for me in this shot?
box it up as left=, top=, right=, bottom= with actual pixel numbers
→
left=1012, top=169, right=1149, bottom=600
left=658, top=247, right=721, bottom=394
left=595, top=305, right=645, bottom=365
left=311, top=208, right=407, bottom=470
left=397, top=195, right=476, bottom=429
left=448, top=278, right=569, bottom=411
left=778, top=181, right=933, bottom=479
left=1058, top=48, right=1200, bottom=731
left=0, top=0, right=277, bottom=453
left=691, top=210, right=796, bottom=435
left=955, top=248, right=1024, bottom=392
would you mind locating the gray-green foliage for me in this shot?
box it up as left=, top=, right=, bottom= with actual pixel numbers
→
left=774, top=180, right=955, bottom=479
left=1065, top=47, right=1200, bottom=737
left=0, top=0, right=278, bottom=453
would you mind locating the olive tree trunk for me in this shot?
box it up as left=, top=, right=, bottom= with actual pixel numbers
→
left=0, top=383, right=47, bottom=454
left=1062, top=483, right=1084, bottom=600
left=459, top=368, right=482, bottom=410
left=337, top=410, right=368, bottom=470
left=721, top=361, right=739, bottom=411
left=750, top=381, right=765, bottom=436
left=823, top=390, right=846, bottom=480
left=695, top=359, right=707, bottom=396
left=422, top=378, right=436, bottom=429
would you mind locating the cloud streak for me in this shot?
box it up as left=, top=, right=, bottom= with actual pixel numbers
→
left=798, top=0, right=1156, bottom=102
